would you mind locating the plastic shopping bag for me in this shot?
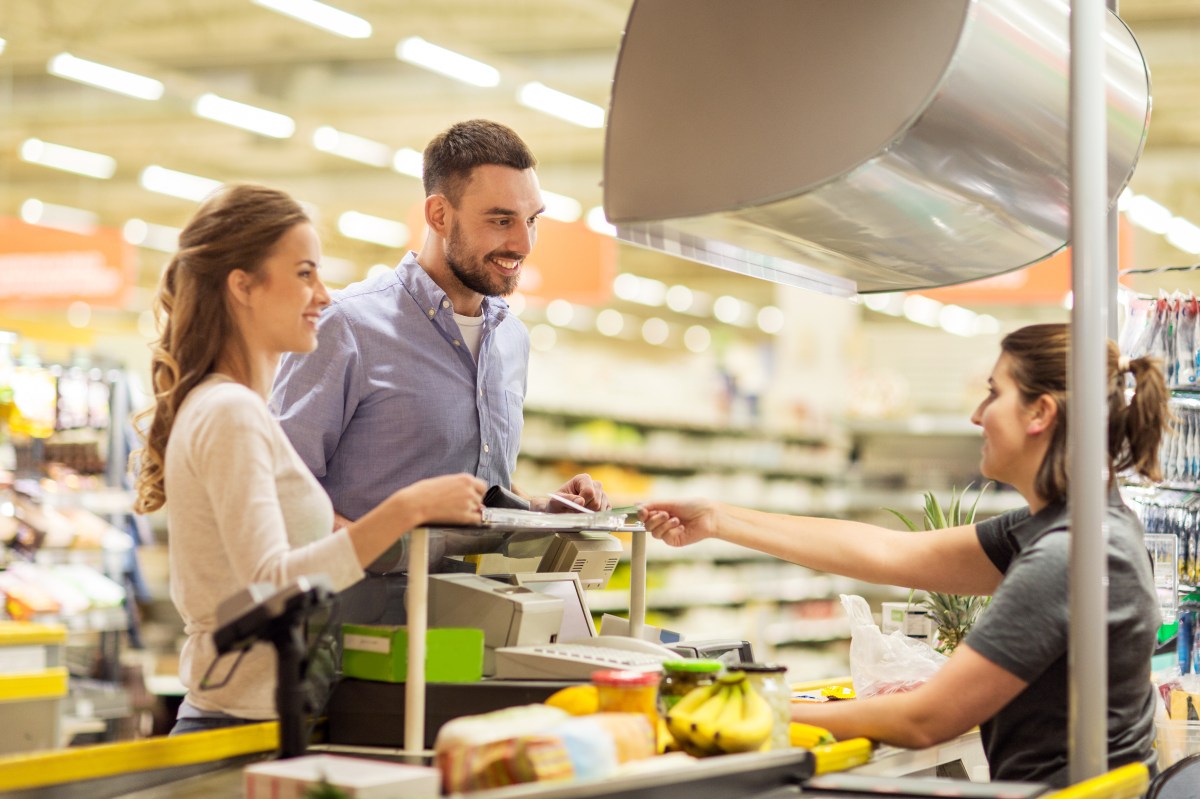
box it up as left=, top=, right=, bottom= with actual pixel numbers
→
left=840, top=594, right=948, bottom=697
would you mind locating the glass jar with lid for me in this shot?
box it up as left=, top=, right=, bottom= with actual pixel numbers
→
left=739, top=663, right=791, bottom=750
left=592, top=668, right=662, bottom=743
left=657, top=659, right=723, bottom=716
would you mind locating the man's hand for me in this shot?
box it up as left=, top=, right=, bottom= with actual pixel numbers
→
left=539, top=473, right=611, bottom=512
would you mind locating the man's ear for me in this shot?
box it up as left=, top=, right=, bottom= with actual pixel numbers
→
left=425, top=194, right=449, bottom=236
left=226, top=269, right=254, bottom=307
left=1026, top=394, right=1059, bottom=436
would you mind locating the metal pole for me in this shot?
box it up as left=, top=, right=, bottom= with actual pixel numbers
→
left=404, top=528, right=429, bottom=755
left=1107, top=0, right=1120, bottom=343
left=630, top=531, right=647, bottom=640
left=1068, top=0, right=1110, bottom=783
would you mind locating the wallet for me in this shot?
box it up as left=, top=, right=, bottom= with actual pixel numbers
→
left=483, top=484, right=531, bottom=511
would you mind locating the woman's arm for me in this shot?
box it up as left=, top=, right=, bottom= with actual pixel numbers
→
left=640, top=500, right=1004, bottom=595
left=792, top=643, right=1026, bottom=749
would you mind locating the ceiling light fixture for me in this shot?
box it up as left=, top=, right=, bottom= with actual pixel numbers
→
left=517, top=82, right=605, bottom=128
left=396, top=37, right=500, bottom=87
left=140, top=165, right=222, bottom=202
left=1166, top=217, right=1200, bottom=255
left=338, top=210, right=408, bottom=247
left=540, top=190, right=582, bottom=223
left=48, top=52, right=164, bottom=100
left=595, top=309, right=625, bottom=337
left=20, top=138, right=117, bottom=179
left=1125, top=194, right=1172, bottom=235
left=0, top=38, right=7, bottom=55
left=392, top=147, right=423, bottom=178
left=313, top=126, right=392, bottom=167
left=683, top=325, right=711, bottom=353
left=20, top=198, right=99, bottom=235
left=251, top=0, right=371, bottom=39
left=193, top=93, right=295, bottom=138
left=123, top=219, right=182, bottom=252
left=585, top=206, right=615, bottom=236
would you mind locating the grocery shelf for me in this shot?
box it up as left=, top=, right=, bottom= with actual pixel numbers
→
left=518, top=446, right=841, bottom=481
left=525, top=405, right=837, bottom=446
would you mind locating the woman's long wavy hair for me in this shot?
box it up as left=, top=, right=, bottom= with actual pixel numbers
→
left=1000, top=323, right=1172, bottom=503
left=131, top=184, right=309, bottom=514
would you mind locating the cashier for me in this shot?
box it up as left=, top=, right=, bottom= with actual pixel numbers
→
left=640, top=323, right=1168, bottom=787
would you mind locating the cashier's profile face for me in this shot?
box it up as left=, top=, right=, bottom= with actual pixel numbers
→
left=971, top=354, right=1037, bottom=485
left=444, top=164, right=544, bottom=298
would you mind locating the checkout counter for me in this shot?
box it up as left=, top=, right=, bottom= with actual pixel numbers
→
left=0, top=521, right=1150, bottom=798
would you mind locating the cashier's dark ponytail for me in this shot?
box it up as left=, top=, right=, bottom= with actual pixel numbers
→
left=132, top=184, right=309, bottom=514
left=1000, top=323, right=1171, bottom=503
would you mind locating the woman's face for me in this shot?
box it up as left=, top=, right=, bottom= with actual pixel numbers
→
left=244, top=222, right=330, bottom=355
left=970, top=353, right=1044, bottom=488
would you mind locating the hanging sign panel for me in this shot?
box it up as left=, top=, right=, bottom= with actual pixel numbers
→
left=0, top=218, right=137, bottom=309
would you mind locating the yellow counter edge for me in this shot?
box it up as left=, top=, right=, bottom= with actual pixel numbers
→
left=0, top=668, right=69, bottom=702
left=1041, top=763, right=1149, bottom=799
left=0, top=721, right=279, bottom=792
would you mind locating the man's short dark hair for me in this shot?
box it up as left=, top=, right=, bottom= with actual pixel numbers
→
left=422, top=119, right=537, bottom=206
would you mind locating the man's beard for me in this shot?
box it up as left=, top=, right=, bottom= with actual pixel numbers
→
left=445, top=221, right=522, bottom=297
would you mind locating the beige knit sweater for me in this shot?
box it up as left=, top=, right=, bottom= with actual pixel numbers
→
left=165, top=374, right=363, bottom=719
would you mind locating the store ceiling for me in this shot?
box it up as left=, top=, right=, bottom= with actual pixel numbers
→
left=2, top=0, right=1200, bottom=309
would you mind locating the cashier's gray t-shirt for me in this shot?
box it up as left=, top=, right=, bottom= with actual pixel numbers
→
left=967, top=492, right=1158, bottom=787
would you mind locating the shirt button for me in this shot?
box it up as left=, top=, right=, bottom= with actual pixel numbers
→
left=483, top=444, right=490, bottom=453
left=478, top=388, right=483, bottom=398
left=427, top=308, right=435, bottom=318
left=442, top=300, right=450, bottom=309
left=453, top=340, right=461, bottom=346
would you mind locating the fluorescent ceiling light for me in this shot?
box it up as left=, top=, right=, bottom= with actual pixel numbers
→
left=393, top=147, right=424, bottom=178
left=193, top=93, right=295, bottom=139
left=546, top=299, right=574, bottom=327
left=714, top=295, right=750, bottom=325
left=684, top=325, right=711, bottom=353
left=123, top=219, right=181, bottom=252
left=529, top=324, right=557, bottom=352
left=140, top=165, right=222, bottom=202
left=757, top=306, right=784, bottom=334
left=252, top=0, right=371, bottom=39
left=338, top=210, right=408, bottom=247
left=541, top=190, right=582, bottom=223
left=1125, top=194, right=1172, bottom=234
left=665, top=285, right=693, bottom=313
left=0, top=38, right=7, bottom=55
left=938, top=304, right=977, bottom=337
left=641, top=317, right=669, bottom=346
left=48, top=52, right=163, bottom=100
left=517, top=82, right=605, bottom=128
left=20, top=138, right=116, bottom=179
left=903, top=294, right=943, bottom=327
left=313, top=126, right=392, bottom=167
left=1117, top=187, right=1133, bottom=212
left=585, top=206, right=615, bottom=236
left=20, top=199, right=99, bottom=235
left=1166, top=217, right=1200, bottom=255
left=396, top=37, right=499, bottom=87
left=595, top=309, right=625, bottom=337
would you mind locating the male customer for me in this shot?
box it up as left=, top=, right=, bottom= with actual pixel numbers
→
left=271, top=119, right=608, bottom=623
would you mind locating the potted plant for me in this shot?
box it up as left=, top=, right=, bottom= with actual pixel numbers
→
left=889, top=484, right=992, bottom=654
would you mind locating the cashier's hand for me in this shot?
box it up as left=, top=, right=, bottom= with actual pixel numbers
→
left=639, top=499, right=718, bottom=547
left=544, top=473, right=611, bottom=513
left=402, top=473, right=487, bottom=526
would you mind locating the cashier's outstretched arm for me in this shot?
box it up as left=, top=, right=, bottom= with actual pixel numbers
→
left=638, top=499, right=1003, bottom=596
left=790, top=643, right=1026, bottom=750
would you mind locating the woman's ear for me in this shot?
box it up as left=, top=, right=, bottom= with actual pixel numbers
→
left=1026, top=394, right=1059, bottom=436
left=226, top=269, right=254, bottom=307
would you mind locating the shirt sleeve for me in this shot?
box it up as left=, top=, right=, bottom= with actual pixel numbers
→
left=966, top=534, right=1069, bottom=683
left=270, top=305, right=363, bottom=480
left=975, top=506, right=1028, bottom=574
left=190, top=389, right=363, bottom=592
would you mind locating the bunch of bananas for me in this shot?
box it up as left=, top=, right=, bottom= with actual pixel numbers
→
left=664, top=672, right=773, bottom=756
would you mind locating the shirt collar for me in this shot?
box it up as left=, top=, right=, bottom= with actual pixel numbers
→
left=397, top=251, right=510, bottom=324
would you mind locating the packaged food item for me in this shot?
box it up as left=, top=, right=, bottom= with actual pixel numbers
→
left=593, top=669, right=660, bottom=741
left=658, top=659, right=722, bottom=715
left=739, top=663, right=790, bottom=750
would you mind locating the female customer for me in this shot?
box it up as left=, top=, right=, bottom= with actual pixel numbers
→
left=640, top=324, right=1169, bottom=787
left=132, top=184, right=486, bottom=734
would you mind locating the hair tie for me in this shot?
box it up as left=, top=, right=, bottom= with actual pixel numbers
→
left=1118, top=356, right=1131, bottom=373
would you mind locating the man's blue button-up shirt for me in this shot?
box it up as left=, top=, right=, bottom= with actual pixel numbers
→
left=271, top=252, right=530, bottom=521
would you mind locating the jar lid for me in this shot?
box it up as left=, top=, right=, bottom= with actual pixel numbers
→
left=592, top=669, right=662, bottom=687
left=736, top=662, right=788, bottom=674
left=661, top=659, right=723, bottom=673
